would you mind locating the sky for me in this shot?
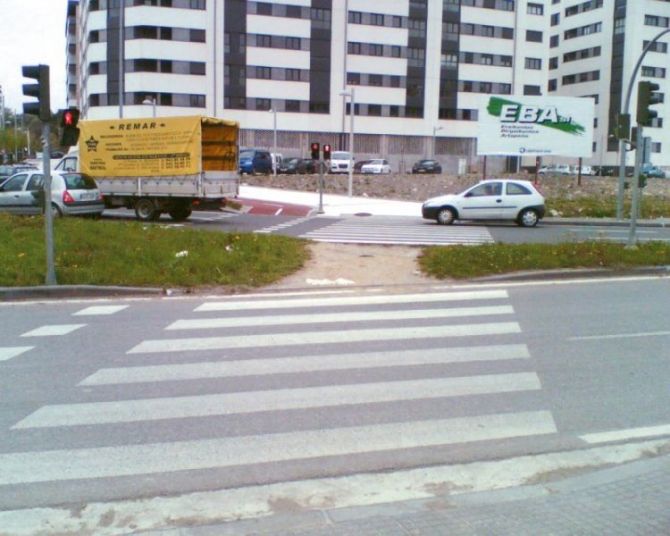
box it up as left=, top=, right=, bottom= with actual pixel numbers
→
left=0, top=0, right=67, bottom=114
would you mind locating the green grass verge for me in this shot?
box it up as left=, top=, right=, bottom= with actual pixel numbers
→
left=546, top=195, right=670, bottom=218
left=0, top=214, right=309, bottom=288
left=419, top=241, right=670, bottom=280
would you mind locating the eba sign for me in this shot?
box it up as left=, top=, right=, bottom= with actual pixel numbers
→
left=477, top=95, right=595, bottom=157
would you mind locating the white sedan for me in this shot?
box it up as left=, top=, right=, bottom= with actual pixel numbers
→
left=361, top=159, right=391, bottom=174
left=421, top=179, right=546, bottom=227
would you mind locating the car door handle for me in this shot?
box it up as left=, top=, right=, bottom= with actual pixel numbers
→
left=496, top=199, right=502, bottom=203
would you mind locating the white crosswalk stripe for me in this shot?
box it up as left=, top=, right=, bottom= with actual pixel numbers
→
left=4, top=289, right=556, bottom=500
left=298, top=217, right=494, bottom=245
left=0, top=411, right=555, bottom=486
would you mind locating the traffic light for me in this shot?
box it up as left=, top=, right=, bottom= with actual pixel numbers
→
left=59, top=108, right=81, bottom=146
left=636, top=81, right=662, bottom=127
left=323, top=144, right=331, bottom=160
left=612, top=113, right=630, bottom=141
left=310, top=142, right=320, bottom=160
left=22, top=64, right=50, bottom=121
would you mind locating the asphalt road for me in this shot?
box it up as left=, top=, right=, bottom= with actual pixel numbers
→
left=104, top=208, right=670, bottom=246
left=0, top=278, right=668, bottom=512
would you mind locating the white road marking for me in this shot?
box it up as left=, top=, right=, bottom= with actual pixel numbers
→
left=0, top=411, right=556, bottom=485
left=128, top=322, right=521, bottom=354
left=195, top=289, right=509, bottom=312
left=20, top=324, right=86, bottom=337
left=80, top=344, right=531, bottom=385
left=580, top=424, right=670, bottom=444
left=0, top=347, right=34, bottom=362
left=569, top=330, right=670, bottom=341
left=166, top=305, right=515, bottom=331
left=17, top=373, right=541, bottom=428
left=73, top=305, right=129, bottom=316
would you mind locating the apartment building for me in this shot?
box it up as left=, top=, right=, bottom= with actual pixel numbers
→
left=67, top=0, right=670, bottom=170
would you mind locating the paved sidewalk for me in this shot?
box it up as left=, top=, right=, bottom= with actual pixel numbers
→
left=152, top=454, right=670, bottom=536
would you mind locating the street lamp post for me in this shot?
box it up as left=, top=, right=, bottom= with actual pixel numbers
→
left=271, top=108, right=277, bottom=177
left=142, top=97, right=157, bottom=117
left=432, top=126, right=443, bottom=159
left=339, top=87, right=355, bottom=197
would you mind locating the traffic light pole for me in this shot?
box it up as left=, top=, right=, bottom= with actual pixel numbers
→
left=41, top=123, right=57, bottom=285
left=318, top=156, right=324, bottom=214
left=616, top=28, right=670, bottom=220
left=627, top=125, right=644, bottom=247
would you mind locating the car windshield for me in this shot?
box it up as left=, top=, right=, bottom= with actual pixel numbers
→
left=62, top=173, right=97, bottom=190
left=239, top=150, right=254, bottom=158
left=332, top=152, right=351, bottom=160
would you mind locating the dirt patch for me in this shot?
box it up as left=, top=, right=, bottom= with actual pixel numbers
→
left=267, top=242, right=440, bottom=290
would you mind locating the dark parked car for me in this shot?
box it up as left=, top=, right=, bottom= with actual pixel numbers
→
left=0, top=164, right=38, bottom=180
left=239, top=149, right=272, bottom=175
left=412, top=159, right=442, bottom=174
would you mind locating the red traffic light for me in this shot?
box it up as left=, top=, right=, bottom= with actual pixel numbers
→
left=310, top=142, right=320, bottom=160
left=323, top=144, right=332, bottom=160
left=63, top=111, right=75, bottom=126
left=61, top=108, right=80, bottom=127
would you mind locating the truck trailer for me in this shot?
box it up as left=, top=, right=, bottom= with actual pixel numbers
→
left=55, top=115, right=239, bottom=221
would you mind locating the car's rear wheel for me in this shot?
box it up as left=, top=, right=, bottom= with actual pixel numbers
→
left=436, top=207, right=456, bottom=225
left=518, top=208, right=539, bottom=227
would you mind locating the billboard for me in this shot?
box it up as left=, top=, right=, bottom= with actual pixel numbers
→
left=79, top=116, right=203, bottom=177
left=477, top=95, right=595, bottom=157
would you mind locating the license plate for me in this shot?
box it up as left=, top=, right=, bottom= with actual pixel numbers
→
left=80, top=192, right=97, bottom=200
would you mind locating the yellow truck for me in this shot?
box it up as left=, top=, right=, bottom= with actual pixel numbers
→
left=55, top=116, right=239, bottom=221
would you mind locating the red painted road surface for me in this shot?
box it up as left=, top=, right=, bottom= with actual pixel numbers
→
left=236, top=197, right=314, bottom=217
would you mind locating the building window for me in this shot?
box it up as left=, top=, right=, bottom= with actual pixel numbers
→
left=368, top=104, right=382, bottom=116
left=370, top=13, right=384, bottom=26
left=644, top=40, right=668, bottom=53
left=285, top=36, right=301, bottom=50
left=548, top=79, right=557, bottom=91
left=551, top=13, right=560, bottom=26
left=348, top=11, right=362, bottom=24
left=285, top=68, right=301, bottom=81
left=526, top=30, right=543, bottom=43
left=255, top=66, right=272, bottom=79
left=256, top=2, right=272, bottom=15
left=524, top=85, right=542, bottom=95
left=549, top=57, right=558, bottom=70
left=285, top=100, right=300, bottom=112
left=347, top=72, right=360, bottom=85
left=369, top=44, right=383, bottom=56
left=391, top=45, right=401, bottom=58
left=369, top=74, right=383, bottom=86
left=641, top=66, right=666, bottom=78
left=256, top=34, right=272, bottom=47
left=645, top=15, right=670, bottom=28
left=441, top=53, right=458, bottom=68
left=348, top=42, right=362, bottom=54
left=550, top=34, right=559, bottom=48
left=525, top=57, right=542, bottom=70
left=527, top=3, right=543, bottom=15
left=652, top=142, right=662, bottom=153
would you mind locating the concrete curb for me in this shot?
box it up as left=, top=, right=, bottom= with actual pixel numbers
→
left=0, top=285, right=165, bottom=301
left=542, top=217, right=670, bottom=227
left=470, top=265, right=670, bottom=283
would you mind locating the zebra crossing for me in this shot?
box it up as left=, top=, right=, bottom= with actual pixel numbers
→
left=296, top=216, right=494, bottom=245
left=0, top=288, right=556, bottom=505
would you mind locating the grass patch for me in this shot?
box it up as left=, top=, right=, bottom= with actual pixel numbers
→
left=546, top=195, right=670, bottom=218
left=0, top=214, right=309, bottom=288
left=419, top=241, right=670, bottom=279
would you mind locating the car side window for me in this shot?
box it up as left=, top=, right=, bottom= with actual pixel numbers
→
left=506, top=183, right=531, bottom=195
left=467, top=183, right=501, bottom=197
left=26, top=174, right=44, bottom=191
left=1, top=174, right=28, bottom=192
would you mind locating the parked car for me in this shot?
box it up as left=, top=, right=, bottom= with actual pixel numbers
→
left=239, top=149, right=272, bottom=175
left=422, top=179, right=545, bottom=227
left=0, top=170, right=105, bottom=217
left=361, top=159, right=391, bottom=174
left=329, top=151, right=353, bottom=174
left=571, top=165, right=595, bottom=176
left=640, top=164, right=666, bottom=178
left=538, top=164, right=571, bottom=175
left=354, top=159, right=373, bottom=173
left=0, top=164, right=38, bottom=180
left=412, top=159, right=442, bottom=174
left=278, top=157, right=302, bottom=174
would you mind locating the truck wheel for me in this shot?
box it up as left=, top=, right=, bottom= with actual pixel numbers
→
left=168, top=206, right=192, bottom=221
left=134, top=198, right=160, bottom=221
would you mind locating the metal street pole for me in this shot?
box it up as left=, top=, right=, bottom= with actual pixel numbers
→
left=617, top=28, right=670, bottom=220
left=432, top=126, right=443, bottom=159
left=627, top=125, right=644, bottom=247
left=272, top=108, right=277, bottom=177
left=348, top=87, right=355, bottom=197
left=14, top=113, right=18, bottom=161
left=41, top=123, right=57, bottom=285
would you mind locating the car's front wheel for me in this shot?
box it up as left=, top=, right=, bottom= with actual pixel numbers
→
left=436, top=207, right=456, bottom=225
left=518, top=208, right=539, bottom=227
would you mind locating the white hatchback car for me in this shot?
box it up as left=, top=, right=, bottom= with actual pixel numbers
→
left=422, top=179, right=546, bottom=227
left=361, top=159, right=391, bottom=174
left=0, top=170, right=105, bottom=217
